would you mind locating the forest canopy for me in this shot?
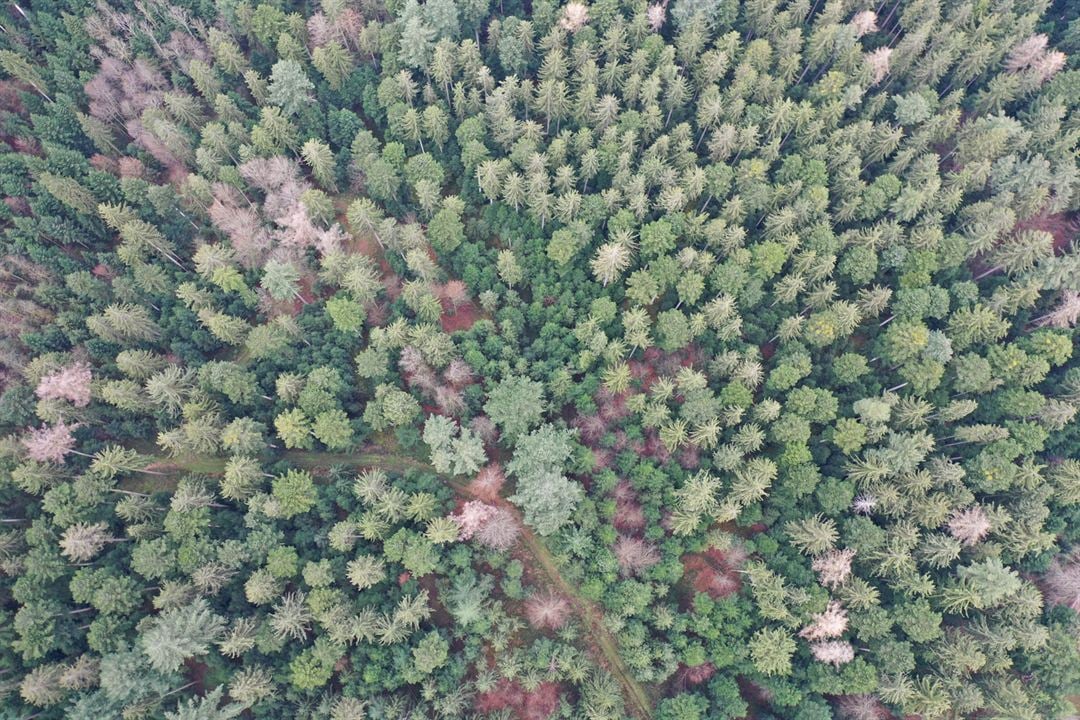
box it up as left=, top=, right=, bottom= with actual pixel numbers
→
left=0, top=0, right=1079, bottom=718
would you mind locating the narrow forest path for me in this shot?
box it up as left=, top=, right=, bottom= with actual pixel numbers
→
left=132, top=443, right=655, bottom=718
left=519, top=522, right=656, bottom=719
left=447, top=477, right=655, bottom=720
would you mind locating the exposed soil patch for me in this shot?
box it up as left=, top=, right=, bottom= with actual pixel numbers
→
left=681, top=553, right=741, bottom=601
left=289, top=273, right=320, bottom=314
left=165, top=164, right=189, bottom=185
left=351, top=231, right=397, bottom=278
left=441, top=300, right=483, bottom=333
left=474, top=678, right=563, bottom=720
left=1015, top=210, right=1079, bottom=253
left=670, top=662, right=716, bottom=691
left=680, top=545, right=748, bottom=602
left=416, top=573, right=454, bottom=628
left=334, top=197, right=398, bottom=279
left=968, top=210, right=1078, bottom=279
left=183, top=658, right=210, bottom=695
left=0, top=80, right=27, bottom=118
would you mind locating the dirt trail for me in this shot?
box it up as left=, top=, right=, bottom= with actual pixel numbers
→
left=448, top=478, right=655, bottom=720
left=132, top=443, right=655, bottom=718
left=137, top=445, right=430, bottom=477
left=521, top=523, right=655, bottom=718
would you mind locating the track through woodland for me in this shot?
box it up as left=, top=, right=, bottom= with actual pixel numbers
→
left=134, top=443, right=655, bottom=718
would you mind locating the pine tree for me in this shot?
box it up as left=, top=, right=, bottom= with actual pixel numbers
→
left=507, top=425, right=582, bottom=535
left=59, top=522, right=111, bottom=562
left=22, top=422, right=77, bottom=463
left=270, top=591, right=312, bottom=641
left=267, top=59, right=314, bottom=116
left=312, top=41, right=352, bottom=90
left=311, top=409, right=353, bottom=449
left=346, top=555, right=387, bottom=590
left=270, top=469, right=317, bottom=518
left=749, top=627, right=796, bottom=677
left=21, top=662, right=71, bottom=708
left=591, top=242, right=633, bottom=286
left=141, top=599, right=226, bottom=673
left=165, top=686, right=245, bottom=720
left=785, top=515, right=839, bottom=556
left=301, top=138, right=338, bottom=192
left=260, top=260, right=304, bottom=302
left=483, top=376, right=545, bottom=443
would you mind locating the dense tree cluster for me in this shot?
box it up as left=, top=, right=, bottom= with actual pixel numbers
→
left=0, top=0, right=1079, bottom=718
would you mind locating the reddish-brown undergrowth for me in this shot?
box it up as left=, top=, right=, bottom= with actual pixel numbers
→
left=474, top=679, right=562, bottom=720
left=681, top=545, right=748, bottom=600
left=1015, top=210, right=1079, bottom=253
left=441, top=301, right=482, bottom=332
left=671, top=661, right=716, bottom=690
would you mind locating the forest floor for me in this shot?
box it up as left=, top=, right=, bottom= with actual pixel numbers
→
left=131, top=441, right=656, bottom=718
